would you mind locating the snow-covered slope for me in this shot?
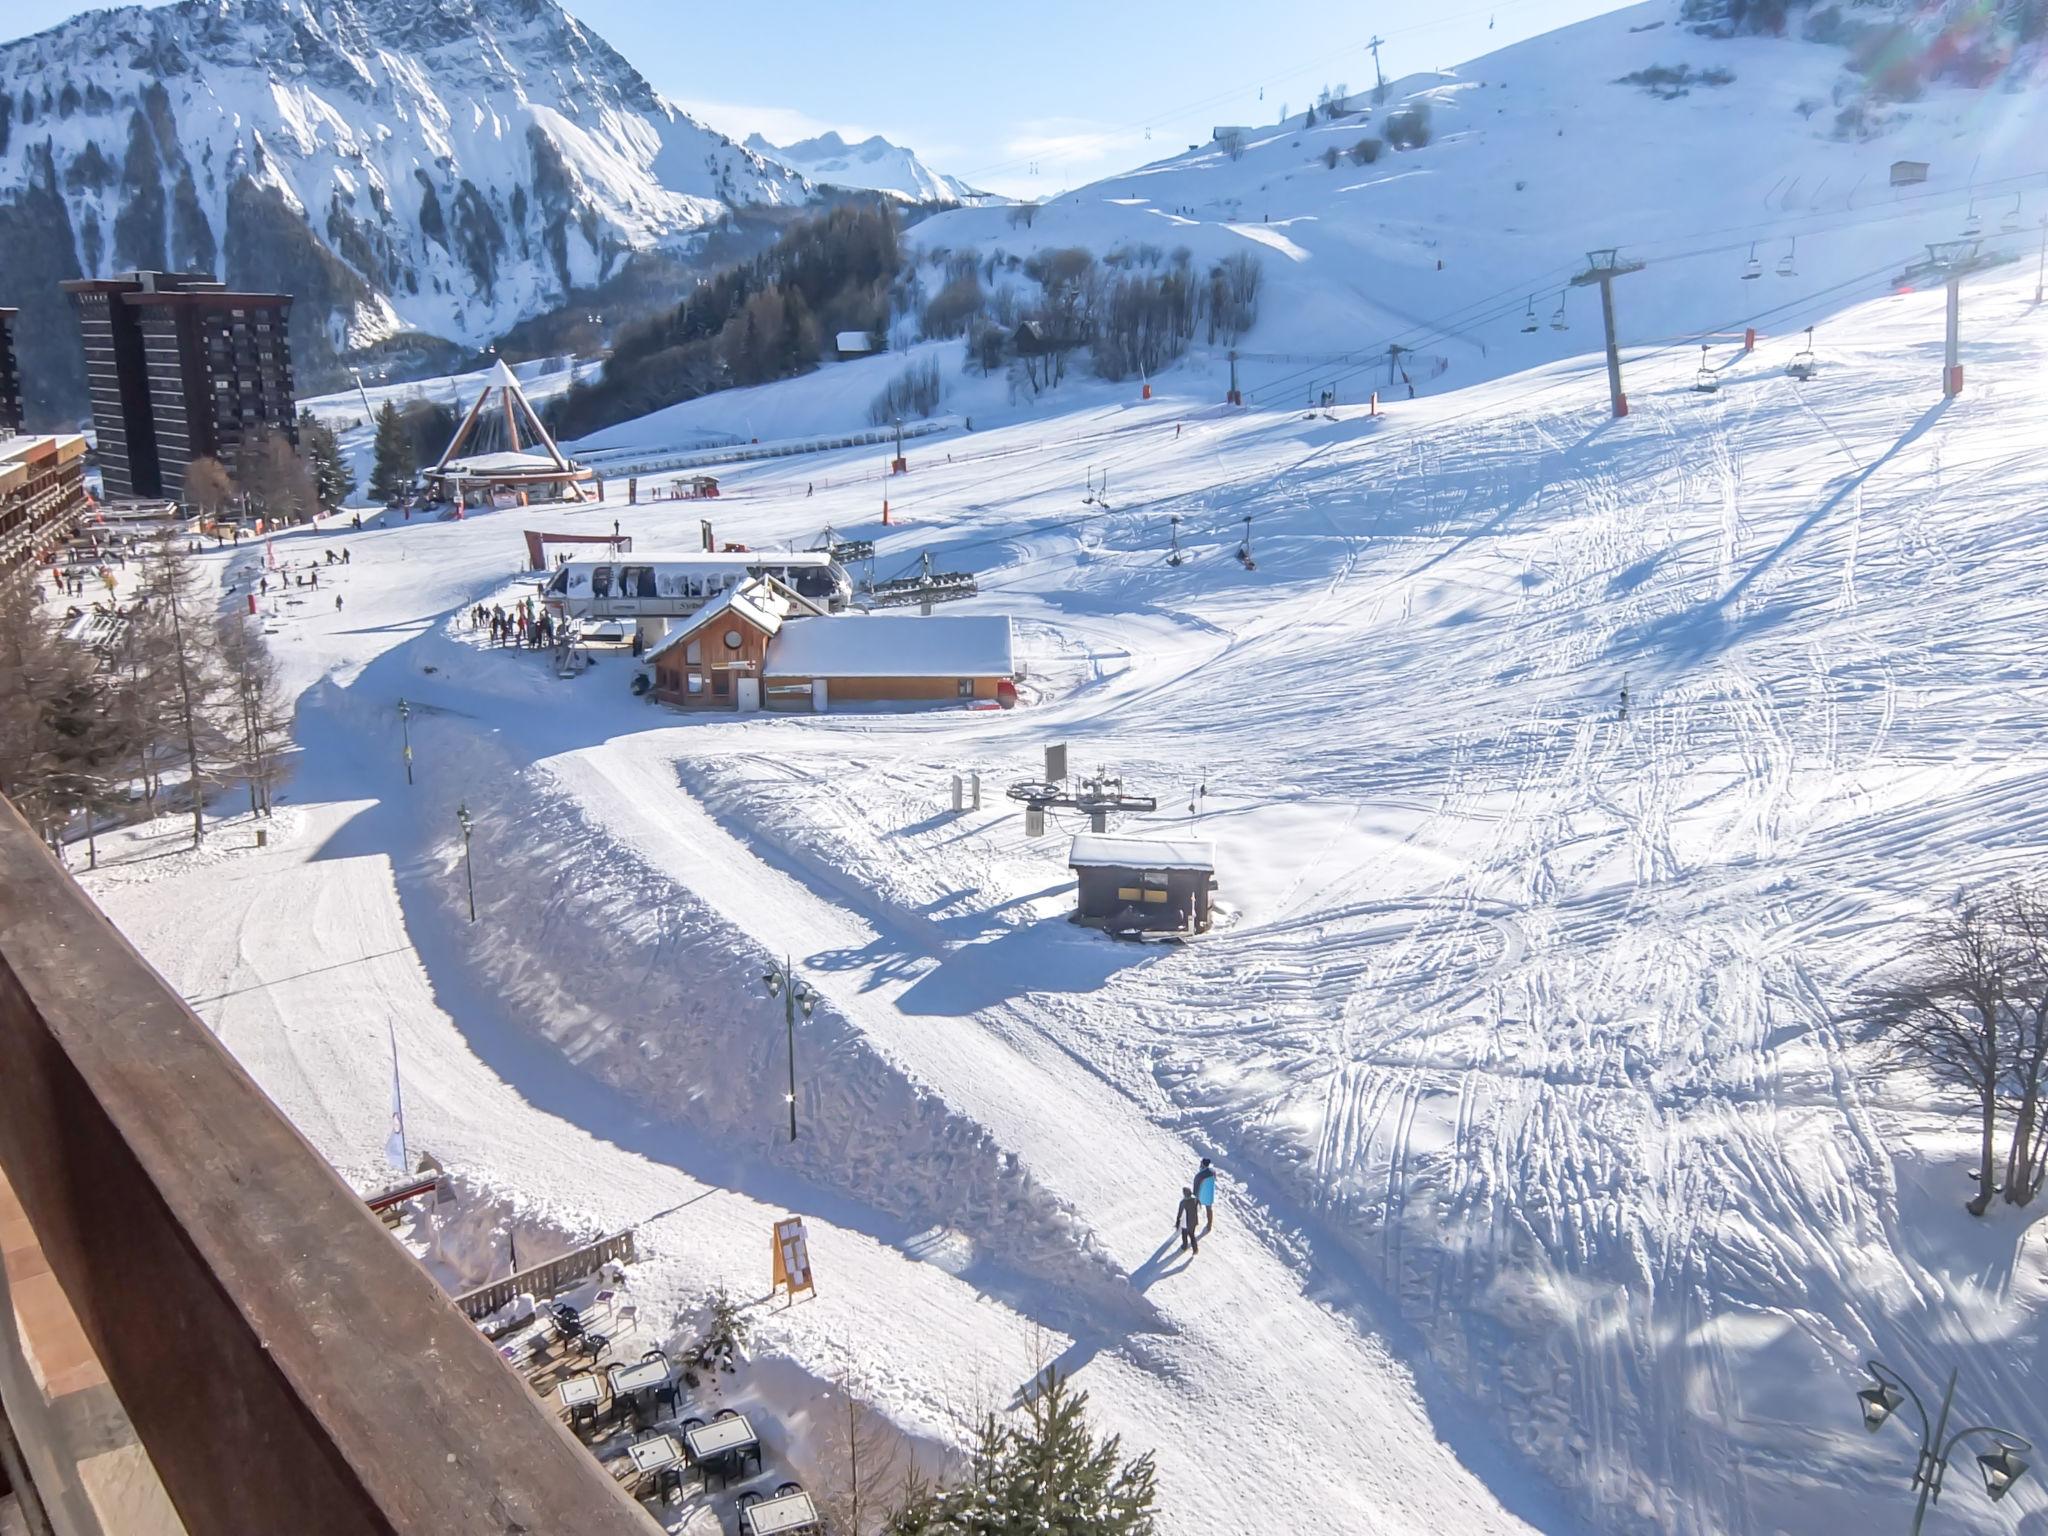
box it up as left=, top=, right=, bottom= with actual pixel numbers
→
left=79, top=247, right=2048, bottom=1535
left=747, top=129, right=991, bottom=205
left=910, top=0, right=2048, bottom=403
left=0, top=0, right=805, bottom=421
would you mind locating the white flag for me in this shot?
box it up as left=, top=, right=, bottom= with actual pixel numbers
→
left=384, top=1026, right=408, bottom=1173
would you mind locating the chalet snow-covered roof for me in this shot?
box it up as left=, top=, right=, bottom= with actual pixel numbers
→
left=766, top=614, right=1013, bottom=680
left=643, top=578, right=797, bottom=662
left=1068, top=834, right=1215, bottom=873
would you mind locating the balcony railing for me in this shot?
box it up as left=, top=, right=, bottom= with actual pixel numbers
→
left=0, top=798, right=659, bottom=1535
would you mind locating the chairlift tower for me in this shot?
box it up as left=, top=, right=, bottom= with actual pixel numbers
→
left=1570, top=247, right=1646, bottom=418
left=1368, top=35, right=1387, bottom=104
left=1895, top=240, right=2012, bottom=398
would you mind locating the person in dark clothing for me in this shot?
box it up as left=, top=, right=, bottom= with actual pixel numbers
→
left=1193, top=1157, right=1217, bottom=1234
left=1176, top=1188, right=1202, bottom=1256
left=334, top=594, right=344, bottom=611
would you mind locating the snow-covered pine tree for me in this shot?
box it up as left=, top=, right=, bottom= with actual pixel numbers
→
left=884, top=1367, right=1157, bottom=1535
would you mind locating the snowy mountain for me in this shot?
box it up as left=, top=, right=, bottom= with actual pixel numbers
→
left=0, top=0, right=807, bottom=424
left=745, top=129, right=991, bottom=206
left=908, top=0, right=2048, bottom=406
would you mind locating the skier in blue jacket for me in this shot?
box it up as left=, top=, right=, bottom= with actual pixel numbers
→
left=1193, top=1157, right=1217, bottom=1235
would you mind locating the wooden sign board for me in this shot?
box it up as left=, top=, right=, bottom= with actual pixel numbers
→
left=772, top=1216, right=815, bottom=1303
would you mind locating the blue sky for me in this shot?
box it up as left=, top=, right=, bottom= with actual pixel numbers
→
left=3, top=0, right=1638, bottom=196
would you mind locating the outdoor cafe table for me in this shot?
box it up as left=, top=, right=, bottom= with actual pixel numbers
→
left=626, top=1435, right=683, bottom=1475
left=743, top=1488, right=819, bottom=1534
left=609, top=1358, right=669, bottom=1397
left=558, top=1374, right=602, bottom=1410
left=683, top=1413, right=757, bottom=1464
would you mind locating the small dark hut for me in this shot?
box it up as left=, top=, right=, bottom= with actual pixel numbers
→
left=1067, top=834, right=1217, bottom=936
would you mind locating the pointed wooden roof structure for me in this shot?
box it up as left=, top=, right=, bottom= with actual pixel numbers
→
left=426, top=360, right=595, bottom=504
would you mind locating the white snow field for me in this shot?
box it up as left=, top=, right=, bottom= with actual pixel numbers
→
left=910, top=3, right=2048, bottom=409
left=77, top=239, right=2048, bottom=1533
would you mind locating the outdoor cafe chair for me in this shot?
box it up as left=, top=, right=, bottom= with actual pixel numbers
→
left=715, top=1407, right=740, bottom=1420
left=776, top=1482, right=803, bottom=1496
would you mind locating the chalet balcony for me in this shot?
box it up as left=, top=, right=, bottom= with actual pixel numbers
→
left=0, top=798, right=659, bottom=1536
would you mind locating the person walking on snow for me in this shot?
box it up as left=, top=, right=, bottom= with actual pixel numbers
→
left=1193, top=1157, right=1217, bottom=1235
left=1176, top=1187, right=1203, bottom=1256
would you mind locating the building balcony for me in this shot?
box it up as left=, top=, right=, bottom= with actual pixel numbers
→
left=0, top=799, right=661, bottom=1536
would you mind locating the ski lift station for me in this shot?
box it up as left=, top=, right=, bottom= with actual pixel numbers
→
left=1068, top=834, right=1218, bottom=937
left=643, top=576, right=1017, bottom=711
left=423, top=361, right=595, bottom=507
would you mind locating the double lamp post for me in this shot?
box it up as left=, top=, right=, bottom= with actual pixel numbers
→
left=1857, top=1359, right=2031, bottom=1534
left=760, top=957, right=816, bottom=1144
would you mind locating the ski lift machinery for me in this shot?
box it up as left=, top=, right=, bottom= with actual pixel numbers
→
left=866, top=549, right=978, bottom=608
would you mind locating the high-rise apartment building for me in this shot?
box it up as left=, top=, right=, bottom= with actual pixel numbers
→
left=61, top=272, right=296, bottom=502
left=0, top=308, right=22, bottom=435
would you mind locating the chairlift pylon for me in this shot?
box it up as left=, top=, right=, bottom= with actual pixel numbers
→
left=1521, top=295, right=1539, bottom=334
left=1776, top=236, right=1797, bottom=278
left=1741, top=242, right=1762, bottom=280
left=1549, top=291, right=1569, bottom=331
left=1692, top=343, right=1719, bottom=393
left=1236, top=514, right=1257, bottom=570
left=1167, top=512, right=1185, bottom=567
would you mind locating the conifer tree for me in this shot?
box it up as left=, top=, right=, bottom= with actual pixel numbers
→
left=369, top=400, right=411, bottom=504
left=884, top=1368, right=1157, bottom=1535
left=298, top=409, right=356, bottom=513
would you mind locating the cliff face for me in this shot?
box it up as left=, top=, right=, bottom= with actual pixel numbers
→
left=0, top=0, right=810, bottom=425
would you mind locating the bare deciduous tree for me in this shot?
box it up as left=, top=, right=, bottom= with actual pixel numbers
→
left=216, top=614, right=289, bottom=817
left=1859, top=900, right=2014, bottom=1214
left=816, top=1359, right=911, bottom=1535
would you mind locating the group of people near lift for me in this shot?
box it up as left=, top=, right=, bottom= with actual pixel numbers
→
left=470, top=597, right=560, bottom=650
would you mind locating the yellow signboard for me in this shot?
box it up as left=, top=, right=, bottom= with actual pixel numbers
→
left=772, top=1216, right=815, bottom=1304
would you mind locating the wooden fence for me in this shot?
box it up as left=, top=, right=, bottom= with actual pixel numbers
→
left=455, top=1228, right=639, bottom=1321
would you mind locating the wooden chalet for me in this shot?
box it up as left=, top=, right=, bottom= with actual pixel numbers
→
left=1067, top=834, right=1217, bottom=936
left=765, top=614, right=1015, bottom=709
left=644, top=575, right=822, bottom=708
left=644, top=602, right=1018, bottom=713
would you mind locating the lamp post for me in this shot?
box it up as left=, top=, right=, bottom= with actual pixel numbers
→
left=397, top=698, right=413, bottom=786
left=760, top=955, right=816, bottom=1143
left=1856, top=1360, right=2032, bottom=1534
left=456, top=802, right=475, bottom=923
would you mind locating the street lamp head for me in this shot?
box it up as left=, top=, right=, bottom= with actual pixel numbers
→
left=398, top=698, right=410, bottom=719
left=457, top=802, right=472, bottom=832
left=762, top=969, right=782, bottom=998
left=1858, top=1382, right=1904, bottom=1434
left=1979, top=1443, right=2029, bottom=1502
left=799, top=991, right=817, bottom=1019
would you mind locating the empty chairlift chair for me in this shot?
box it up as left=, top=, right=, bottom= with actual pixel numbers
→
left=1521, top=295, right=1539, bottom=334
left=1787, top=326, right=1818, bottom=381
left=1742, top=242, right=1762, bottom=280
left=1550, top=291, right=1569, bottom=331
left=1776, top=237, right=1797, bottom=278
left=1962, top=200, right=1982, bottom=238
left=2002, top=194, right=2023, bottom=234
left=1692, top=344, right=1719, bottom=393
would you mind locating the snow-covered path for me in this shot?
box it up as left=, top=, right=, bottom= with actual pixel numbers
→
left=553, top=741, right=1543, bottom=1535
left=75, top=256, right=2048, bottom=1536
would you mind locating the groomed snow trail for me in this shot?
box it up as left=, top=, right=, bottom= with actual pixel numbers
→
left=78, top=260, right=2048, bottom=1536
